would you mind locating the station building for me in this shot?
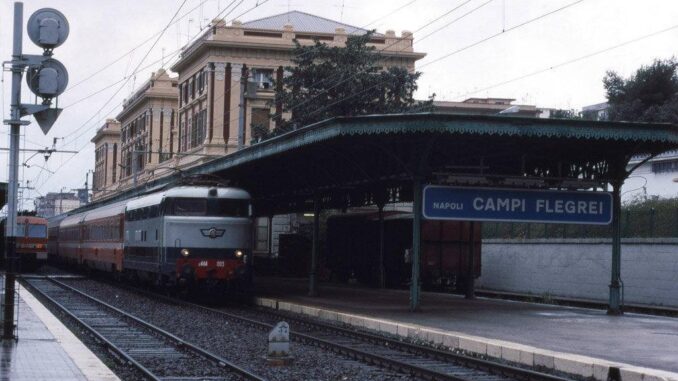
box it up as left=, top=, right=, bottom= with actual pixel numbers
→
left=90, top=10, right=426, bottom=254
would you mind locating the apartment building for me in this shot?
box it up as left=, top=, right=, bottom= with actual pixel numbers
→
left=91, top=69, right=178, bottom=200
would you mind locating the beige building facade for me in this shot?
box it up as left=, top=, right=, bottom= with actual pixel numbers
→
left=91, top=119, right=121, bottom=195
left=167, top=10, right=425, bottom=168
left=92, top=69, right=178, bottom=201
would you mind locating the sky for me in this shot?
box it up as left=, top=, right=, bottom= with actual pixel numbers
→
left=1, top=0, right=677, bottom=212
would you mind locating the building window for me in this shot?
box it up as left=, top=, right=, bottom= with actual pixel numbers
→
left=112, top=143, right=117, bottom=182
left=198, top=69, right=206, bottom=93
left=651, top=159, right=678, bottom=173
left=252, top=68, right=274, bottom=89
left=189, top=109, right=207, bottom=149
left=251, top=108, right=270, bottom=142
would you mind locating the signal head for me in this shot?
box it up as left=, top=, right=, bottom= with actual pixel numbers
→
left=26, top=58, right=69, bottom=99
left=27, top=8, right=69, bottom=50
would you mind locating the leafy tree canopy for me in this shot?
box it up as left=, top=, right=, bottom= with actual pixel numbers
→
left=548, top=109, right=581, bottom=119
left=266, top=31, right=432, bottom=137
left=603, top=58, right=678, bottom=123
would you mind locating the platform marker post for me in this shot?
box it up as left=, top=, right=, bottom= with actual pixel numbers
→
left=410, top=178, right=422, bottom=311
left=608, top=181, right=623, bottom=315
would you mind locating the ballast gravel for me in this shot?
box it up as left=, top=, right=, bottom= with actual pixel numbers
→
left=63, top=278, right=420, bottom=381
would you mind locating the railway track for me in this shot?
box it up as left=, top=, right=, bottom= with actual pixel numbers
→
left=22, top=277, right=267, bottom=381
left=236, top=307, right=572, bottom=381
left=60, top=276, right=573, bottom=381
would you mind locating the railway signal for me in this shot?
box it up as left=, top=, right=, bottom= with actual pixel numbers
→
left=2, top=2, right=69, bottom=339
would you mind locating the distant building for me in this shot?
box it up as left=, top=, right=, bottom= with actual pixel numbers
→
left=433, top=98, right=540, bottom=118
left=581, top=102, right=609, bottom=121
left=91, top=119, right=121, bottom=199
left=623, top=150, right=678, bottom=202
left=34, top=192, right=82, bottom=218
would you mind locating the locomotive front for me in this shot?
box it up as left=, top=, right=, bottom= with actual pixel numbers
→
left=160, top=187, right=252, bottom=291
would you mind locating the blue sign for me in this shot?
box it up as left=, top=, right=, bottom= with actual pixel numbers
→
left=422, top=186, right=612, bottom=225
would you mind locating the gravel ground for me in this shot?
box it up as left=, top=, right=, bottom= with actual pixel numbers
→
left=62, top=278, right=421, bottom=381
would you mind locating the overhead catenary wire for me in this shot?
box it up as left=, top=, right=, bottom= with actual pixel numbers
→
left=216, top=0, right=485, bottom=131
left=264, top=0, right=588, bottom=125
left=66, top=0, right=215, bottom=93
left=60, top=0, right=415, bottom=150
left=36, top=0, right=271, bottom=193
left=56, top=0, right=259, bottom=151
left=454, top=23, right=678, bottom=100
left=59, top=0, right=191, bottom=142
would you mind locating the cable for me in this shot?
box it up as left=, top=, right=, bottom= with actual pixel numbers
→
left=275, top=0, right=588, bottom=125
left=59, top=0, right=190, bottom=142
left=55, top=0, right=252, bottom=150
left=37, top=0, right=270, bottom=192
left=455, top=23, right=678, bottom=99
left=422, top=0, right=586, bottom=68
left=214, top=0, right=484, bottom=135
left=66, top=0, right=214, bottom=93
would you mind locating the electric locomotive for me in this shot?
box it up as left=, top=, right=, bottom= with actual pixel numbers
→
left=49, top=185, right=253, bottom=293
left=1, top=215, right=49, bottom=271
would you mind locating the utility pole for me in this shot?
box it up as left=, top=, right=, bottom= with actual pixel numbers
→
left=2, top=3, right=69, bottom=339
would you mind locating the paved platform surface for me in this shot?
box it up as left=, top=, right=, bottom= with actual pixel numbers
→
left=0, top=277, right=119, bottom=381
left=254, top=277, right=678, bottom=380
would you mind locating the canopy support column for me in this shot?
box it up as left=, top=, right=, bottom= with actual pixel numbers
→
left=608, top=180, right=623, bottom=315
left=410, top=178, right=422, bottom=311
left=377, top=200, right=386, bottom=289
left=267, top=215, right=273, bottom=257
left=309, top=195, right=320, bottom=297
left=465, top=221, right=475, bottom=299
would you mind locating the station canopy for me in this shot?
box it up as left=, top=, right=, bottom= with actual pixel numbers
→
left=87, top=113, right=678, bottom=215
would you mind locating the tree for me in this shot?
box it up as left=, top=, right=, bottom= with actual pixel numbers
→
left=548, top=109, right=581, bottom=119
left=603, top=58, right=678, bottom=123
left=269, top=31, right=432, bottom=137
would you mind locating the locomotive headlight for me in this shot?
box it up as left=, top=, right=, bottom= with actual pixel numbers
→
left=181, top=248, right=190, bottom=257
left=235, top=250, right=243, bottom=258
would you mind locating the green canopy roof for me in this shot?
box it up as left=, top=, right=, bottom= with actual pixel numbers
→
left=85, top=113, right=678, bottom=215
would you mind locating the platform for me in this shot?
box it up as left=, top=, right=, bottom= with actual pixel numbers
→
left=254, top=277, right=678, bottom=381
left=0, top=276, right=119, bottom=381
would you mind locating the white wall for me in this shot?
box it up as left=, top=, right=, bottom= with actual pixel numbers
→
left=623, top=160, right=678, bottom=203
left=478, top=239, right=678, bottom=307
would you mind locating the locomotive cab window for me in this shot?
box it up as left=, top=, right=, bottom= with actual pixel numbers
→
left=28, top=224, right=47, bottom=238
left=163, top=198, right=250, bottom=217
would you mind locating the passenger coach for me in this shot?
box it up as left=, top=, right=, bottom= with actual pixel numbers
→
left=49, top=185, right=253, bottom=292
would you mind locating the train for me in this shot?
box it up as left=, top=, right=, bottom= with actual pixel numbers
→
left=0, top=215, right=49, bottom=271
left=325, top=211, right=481, bottom=292
left=47, top=185, right=253, bottom=293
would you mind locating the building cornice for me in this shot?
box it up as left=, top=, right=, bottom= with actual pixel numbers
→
left=172, top=39, right=426, bottom=72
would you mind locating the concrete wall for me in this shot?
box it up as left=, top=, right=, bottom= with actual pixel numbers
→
left=478, top=239, right=678, bottom=307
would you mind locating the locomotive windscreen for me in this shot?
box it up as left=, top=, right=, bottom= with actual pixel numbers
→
left=164, top=197, right=249, bottom=217
left=27, top=224, right=47, bottom=238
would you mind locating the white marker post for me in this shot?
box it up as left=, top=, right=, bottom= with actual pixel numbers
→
left=267, top=321, right=293, bottom=365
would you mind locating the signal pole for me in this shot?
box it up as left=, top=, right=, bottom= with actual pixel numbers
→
left=3, top=2, right=26, bottom=340
left=2, top=3, right=69, bottom=339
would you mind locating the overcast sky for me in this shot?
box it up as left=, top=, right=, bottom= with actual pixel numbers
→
left=1, top=0, right=677, bottom=212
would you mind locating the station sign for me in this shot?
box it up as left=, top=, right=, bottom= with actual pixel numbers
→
left=422, top=186, right=612, bottom=225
